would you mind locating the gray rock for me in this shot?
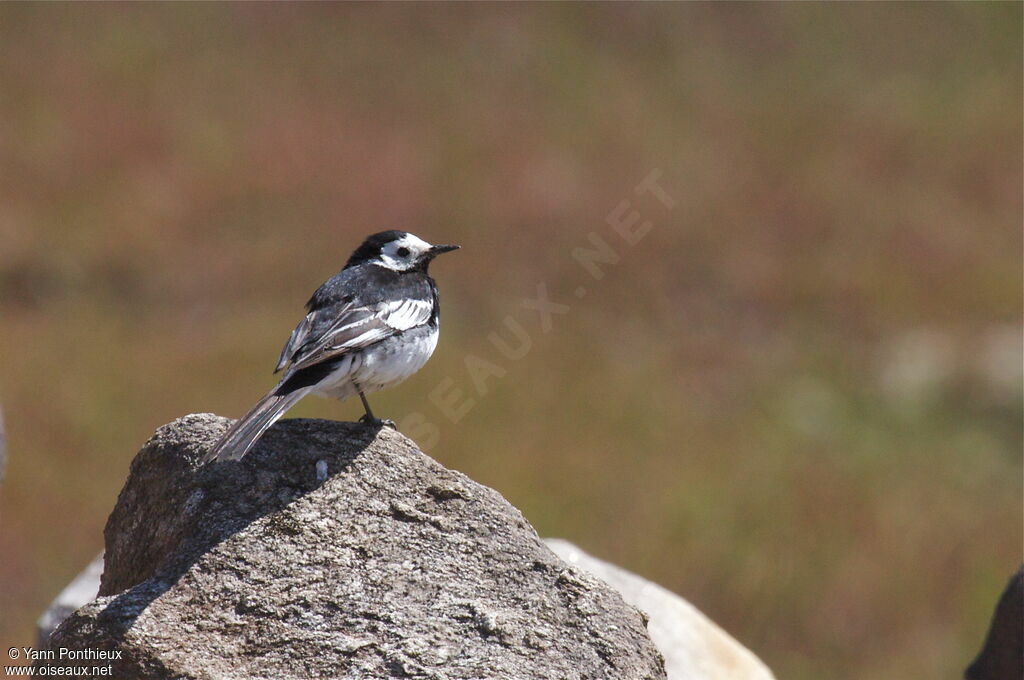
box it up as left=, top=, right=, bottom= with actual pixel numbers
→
left=36, top=553, right=104, bottom=648
left=546, top=539, right=775, bottom=680
left=38, top=546, right=776, bottom=680
left=45, top=414, right=666, bottom=680
left=38, top=544, right=777, bottom=680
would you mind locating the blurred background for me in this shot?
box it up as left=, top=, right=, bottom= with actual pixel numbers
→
left=0, top=4, right=1020, bottom=679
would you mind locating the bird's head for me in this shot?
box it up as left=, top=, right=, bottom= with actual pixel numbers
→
left=345, top=231, right=460, bottom=272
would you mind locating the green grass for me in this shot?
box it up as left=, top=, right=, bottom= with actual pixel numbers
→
left=0, top=5, right=1020, bottom=679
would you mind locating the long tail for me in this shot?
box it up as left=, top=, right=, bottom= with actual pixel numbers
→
left=204, top=388, right=308, bottom=463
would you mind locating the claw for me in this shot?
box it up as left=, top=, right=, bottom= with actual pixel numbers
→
left=359, top=414, right=397, bottom=429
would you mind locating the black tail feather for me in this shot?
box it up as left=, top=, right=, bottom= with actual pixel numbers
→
left=203, top=389, right=307, bottom=463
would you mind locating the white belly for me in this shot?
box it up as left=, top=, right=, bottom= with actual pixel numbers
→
left=311, top=325, right=439, bottom=402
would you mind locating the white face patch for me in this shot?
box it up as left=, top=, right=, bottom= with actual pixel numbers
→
left=378, top=234, right=433, bottom=271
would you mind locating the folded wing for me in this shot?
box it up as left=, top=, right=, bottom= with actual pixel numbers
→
left=277, top=298, right=434, bottom=375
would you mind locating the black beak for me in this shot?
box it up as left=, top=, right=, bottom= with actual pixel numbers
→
left=427, top=244, right=460, bottom=257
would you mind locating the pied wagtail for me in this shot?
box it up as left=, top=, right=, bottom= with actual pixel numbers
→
left=204, top=231, right=459, bottom=463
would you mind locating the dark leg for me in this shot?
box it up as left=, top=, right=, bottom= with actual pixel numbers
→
left=357, top=390, right=396, bottom=429
left=358, top=390, right=377, bottom=421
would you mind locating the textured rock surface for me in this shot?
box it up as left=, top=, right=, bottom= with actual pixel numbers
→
left=46, top=414, right=665, bottom=680
left=546, top=539, right=775, bottom=680
left=36, top=553, right=104, bottom=648
left=38, top=544, right=778, bottom=680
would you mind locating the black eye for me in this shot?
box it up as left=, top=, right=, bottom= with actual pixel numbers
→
left=396, top=247, right=410, bottom=257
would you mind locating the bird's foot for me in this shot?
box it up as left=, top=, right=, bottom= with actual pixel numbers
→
left=359, top=414, right=397, bottom=429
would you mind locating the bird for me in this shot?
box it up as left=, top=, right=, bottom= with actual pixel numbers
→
left=203, top=231, right=459, bottom=463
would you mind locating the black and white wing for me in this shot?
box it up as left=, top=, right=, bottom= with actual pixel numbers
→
left=274, top=265, right=436, bottom=384
left=279, top=297, right=434, bottom=375
left=204, top=266, right=434, bottom=463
